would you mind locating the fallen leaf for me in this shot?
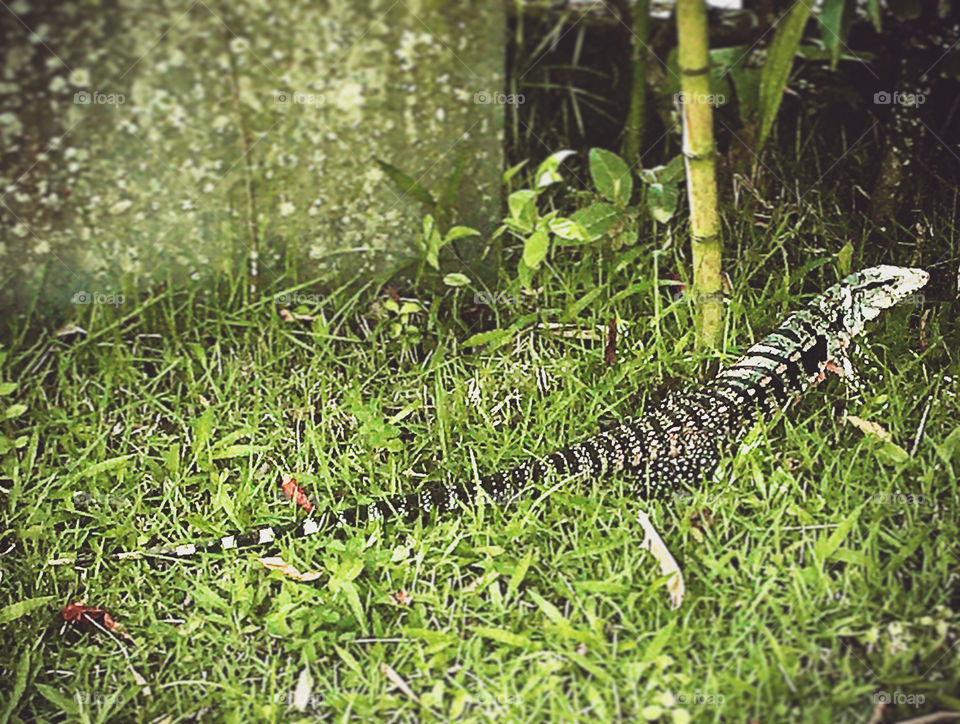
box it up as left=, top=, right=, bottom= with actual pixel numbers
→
left=54, top=323, right=87, bottom=337
left=62, top=601, right=122, bottom=632
left=293, top=667, right=313, bottom=712
left=604, top=317, right=617, bottom=366
left=846, top=415, right=911, bottom=464
left=381, top=662, right=418, bottom=703
left=259, top=557, right=323, bottom=582
left=281, top=475, right=315, bottom=512
left=279, top=308, right=315, bottom=322
left=391, top=589, right=413, bottom=606
left=845, top=415, right=891, bottom=442
left=637, top=511, right=685, bottom=609
left=130, top=666, right=151, bottom=697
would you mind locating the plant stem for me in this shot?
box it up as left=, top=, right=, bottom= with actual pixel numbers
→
left=676, top=0, right=722, bottom=347
left=621, top=0, right=650, bottom=165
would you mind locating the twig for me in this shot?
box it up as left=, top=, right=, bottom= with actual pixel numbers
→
left=892, top=712, right=960, bottom=724
left=910, top=396, right=932, bottom=458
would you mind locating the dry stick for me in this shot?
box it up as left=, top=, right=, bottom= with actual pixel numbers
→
left=892, top=713, right=960, bottom=724
left=910, top=396, right=932, bottom=458
left=866, top=703, right=886, bottom=724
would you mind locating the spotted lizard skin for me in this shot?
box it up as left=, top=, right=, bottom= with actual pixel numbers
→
left=50, top=265, right=930, bottom=566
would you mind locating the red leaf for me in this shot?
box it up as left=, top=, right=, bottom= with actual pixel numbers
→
left=281, top=475, right=315, bottom=512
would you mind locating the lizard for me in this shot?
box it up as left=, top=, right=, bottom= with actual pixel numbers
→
left=49, top=265, right=932, bottom=567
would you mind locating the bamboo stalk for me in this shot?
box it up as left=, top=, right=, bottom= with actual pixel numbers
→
left=676, top=0, right=722, bottom=347
left=621, top=0, right=650, bottom=165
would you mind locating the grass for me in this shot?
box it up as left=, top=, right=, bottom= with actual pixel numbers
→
left=2, top=158, right=960, bottom=722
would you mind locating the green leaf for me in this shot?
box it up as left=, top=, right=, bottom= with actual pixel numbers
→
left=444, top=226, right=480, bottom=243
left=535, top=149, right=576, bottom=188
left=818, top=0, right=849, bottom=70
left=4, top=404, right=26, bottom=419
left=660, top=154, right=686, bottom=184
left=547, top=216, right=591, bottom=243
left=0, top=647, right=30, bottom=724
left=517, top=258, right=535, bottom=290
left=80, top=455, right=133, bottom=477
left=588, top=148, right=633, bottom=205
left=757, top=2, right=813, bottom=150
left=329, top=557, right=364, bottom=590
left=528, top=589, right=583, bottom=641
left=502, top=159, right=529, bottom=185
left=442, top=273, right=470, bottom=287
left=507, top=551, right=533, bottom=600
left=876, top=441, right=911, bottom=466
left=193, top=406, right=215, bottom=454
left=837, top=241, right=854, bottom=275
left=473, top=626, right=532, bottom=648
left=522, top=228, right=550, bottom=269
left=211, top=444, right=270, bottom=460
left=614, top=212, right=640, bottom=248
left=814, top=511, right=859, bottom=562
left=0, top=382, right=16, bottom=395
left=935, top=426, right=960, bottom=465
left=507, top=190, right=536, bottom=218
left=570, top=203, right=622, bottom=242
left=565, top=288, right=604, bottom=320
left=640, top=155, right=685, bottom=186
left=648, top=183, right=680, bottom=223
left=374, top=158, right=436, bottom=208
left=0, top=596, right=55, bottom=624
left=421, top=214, right=443, bottom=270
left=35, top=684, right=79, bottom=717
left=507, top=190, right=538, bottom=235
left=438, top=151, right=466, bottom=215
left=866, top=0, right=881, bottom=30
left=338, top=581, right=366, bottom=632
left=462, top=328, right=512, bottom=348
left=728, top=65, right=762, bottom=120
left=334, top=645, right=365, bottom=677
left=642, top=705, right=664, bottom=720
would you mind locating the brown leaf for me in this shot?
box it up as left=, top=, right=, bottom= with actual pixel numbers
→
left=391, top=589, right=413, bottom=606
left=259, top=557, right=323, bottom=582
left=845, top=415, right=891, bottom=442
left=604, top=317, right=617, bottom=366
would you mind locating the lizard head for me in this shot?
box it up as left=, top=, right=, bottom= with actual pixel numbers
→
left=818, top=265, right=929, bottom=338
